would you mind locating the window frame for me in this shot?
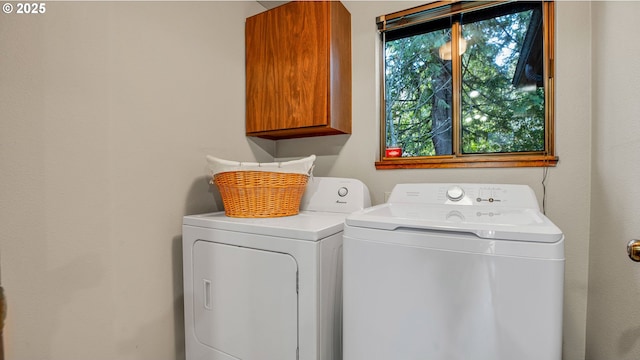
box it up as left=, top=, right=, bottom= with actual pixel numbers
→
left=375, top=0, right=557, bottom=170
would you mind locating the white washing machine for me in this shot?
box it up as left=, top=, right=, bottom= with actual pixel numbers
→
left=343, top=183, right=564, bottom=360
left=183, top=177, right=371, bottom=360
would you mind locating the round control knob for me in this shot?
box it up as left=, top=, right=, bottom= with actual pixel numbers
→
left=338, top=187, right=349, bottom=197
left=446, top=185, right=465, bottom=202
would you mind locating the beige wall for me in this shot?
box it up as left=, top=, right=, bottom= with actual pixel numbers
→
left=587, top=2, right=640, bottom=359
left=0, top=2, right=266, bottom=359
left=0, top=1, right=597, bottom=360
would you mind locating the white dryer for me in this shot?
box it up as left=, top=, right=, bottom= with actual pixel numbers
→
left=343, top=183, right=564, bottom=360
left=183, top=177, right=371, bottom=360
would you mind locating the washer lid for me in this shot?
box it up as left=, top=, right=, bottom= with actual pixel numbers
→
left=183, top=211, right=348, bottom=241
left=345, top=203, right=563, bottom=243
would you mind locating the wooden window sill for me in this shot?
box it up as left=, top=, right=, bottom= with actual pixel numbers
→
left=375, top=155, right=558, bottom=169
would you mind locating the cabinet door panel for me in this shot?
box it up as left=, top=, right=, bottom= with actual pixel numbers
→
left=246, top=2, right=330, bottom=133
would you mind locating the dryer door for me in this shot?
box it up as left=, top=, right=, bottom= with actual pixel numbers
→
left=193, top=240, right=298, bottom=360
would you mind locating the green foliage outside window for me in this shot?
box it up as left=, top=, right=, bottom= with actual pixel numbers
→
left=383, top=2, right=546, bottom=159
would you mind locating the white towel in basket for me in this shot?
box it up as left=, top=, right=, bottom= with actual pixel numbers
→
left=206, top=155, right=315, bottom=176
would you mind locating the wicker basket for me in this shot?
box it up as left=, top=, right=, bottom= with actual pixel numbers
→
left=213, top=171, right=309, bottom=218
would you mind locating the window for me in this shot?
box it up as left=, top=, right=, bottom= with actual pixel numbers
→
left=376, top=1, right=557, bottom=169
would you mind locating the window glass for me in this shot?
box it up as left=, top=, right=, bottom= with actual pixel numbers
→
left=385, top=23, right=452, bottom=156
left=460, top=4, right=544, bottom=154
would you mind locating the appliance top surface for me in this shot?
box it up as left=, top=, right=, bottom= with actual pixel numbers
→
left=346, top=183, right=563, bottom=243
left=183, top=177, right=371, bottom=241
left=184, top=210, right=350, bottom=241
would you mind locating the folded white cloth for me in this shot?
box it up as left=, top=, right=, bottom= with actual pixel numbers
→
left=207, top=155, right=315, bottom=176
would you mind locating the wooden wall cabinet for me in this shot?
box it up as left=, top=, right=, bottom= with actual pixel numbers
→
left=245, top=1, right=351, bottom=139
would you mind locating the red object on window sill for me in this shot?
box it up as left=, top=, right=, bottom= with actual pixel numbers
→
left=385, top=147, right=402, bottom=158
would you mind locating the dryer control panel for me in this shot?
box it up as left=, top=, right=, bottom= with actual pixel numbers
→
left=300, top=177, right=372, bottom=213
left=387, top=183, right=540, bottom=210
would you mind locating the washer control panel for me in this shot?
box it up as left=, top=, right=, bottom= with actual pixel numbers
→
left=387, top=183, right=540, bottom=210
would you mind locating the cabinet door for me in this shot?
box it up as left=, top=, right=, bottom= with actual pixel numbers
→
left=246, top=1, right=330, bottom=133
left=192, top=240, right=298, bottom=360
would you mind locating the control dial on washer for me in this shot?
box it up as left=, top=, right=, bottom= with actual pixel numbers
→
left=446, top=185, right=465, bottom=202
left=338, top=187, right=349, bottom=197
